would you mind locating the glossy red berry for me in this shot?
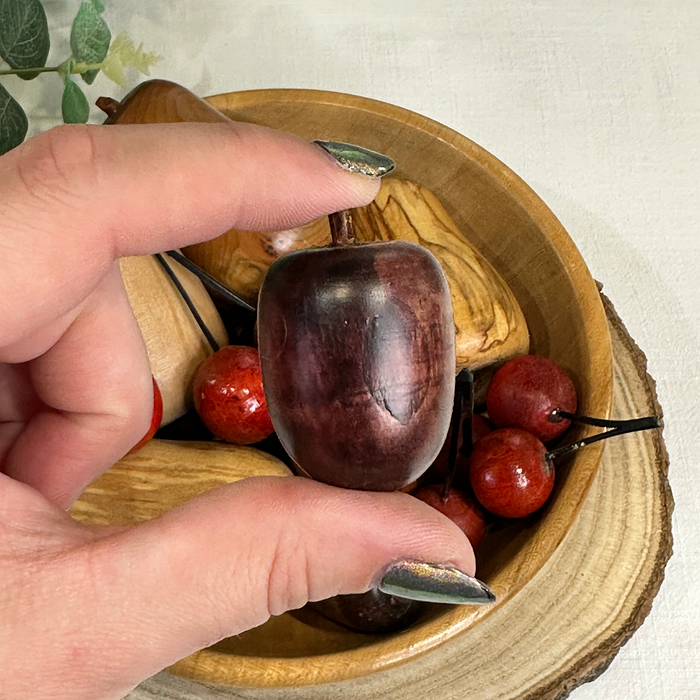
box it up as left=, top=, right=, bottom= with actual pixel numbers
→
left=486, top=355, right=577, bottom=443
left=128, top=378, right=163, bottom=454
left=193, top=346, right=274, bottom=445
left=413, top=483, right=486, bottom=548
left=469, top=428, right=555, bottom=518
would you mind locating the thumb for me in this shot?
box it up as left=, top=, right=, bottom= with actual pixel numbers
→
left=63, top=477, right=488, bottom=698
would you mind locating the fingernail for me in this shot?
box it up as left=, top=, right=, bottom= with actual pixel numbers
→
left=313, top=140, right=396, bottom=177
left=378, top=560, right=496, bottom=605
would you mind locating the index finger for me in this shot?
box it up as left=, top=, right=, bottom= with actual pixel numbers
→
left=0, top=121, right=386, bottom=349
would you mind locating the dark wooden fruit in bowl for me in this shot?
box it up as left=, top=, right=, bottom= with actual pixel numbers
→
left=258, top=240, right=455, bottom=491
left=307, top=590, right=425, bottom=634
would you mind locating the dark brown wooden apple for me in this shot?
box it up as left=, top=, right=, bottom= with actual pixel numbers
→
left=308, top=590, right=424, bottom=634
left=258, top=211, right=455, bottom=491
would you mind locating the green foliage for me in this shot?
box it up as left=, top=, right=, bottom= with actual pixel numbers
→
left=0, top=0, right=161, bottom=155
left=0, top=82, right=28, bottom=153
left=0, top=0, right=50, bottom=80
left=70, top=1, right=111, bottom=84
left=62, top=78, right=89, bottom=123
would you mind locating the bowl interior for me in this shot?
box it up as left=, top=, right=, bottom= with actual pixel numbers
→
left=168, top=89, right=613, bottom=687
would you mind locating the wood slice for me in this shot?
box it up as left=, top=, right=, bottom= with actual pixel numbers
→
left=126, top=294, right=672, bottom=700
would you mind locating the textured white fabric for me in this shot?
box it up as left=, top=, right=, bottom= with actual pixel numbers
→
left=6, top=0, right=699, bottom=696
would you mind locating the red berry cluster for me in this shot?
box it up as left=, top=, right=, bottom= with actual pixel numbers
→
left=414, top=353, right=659, bottom=547
left=414, top=354, right=579, bottom=546
left=470, top=354, right=577, bottom=518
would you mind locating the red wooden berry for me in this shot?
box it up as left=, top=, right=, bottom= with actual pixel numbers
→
left=469, top=428, right=555, bottom=518
left=486, top=355, right=577, bottom=443
left=414, top=483, right=486, bottom=548
left=193, top=346, right=274, bottom=445
left=128, top=378, right=163, bottom=454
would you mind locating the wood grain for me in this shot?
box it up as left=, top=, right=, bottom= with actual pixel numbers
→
left=125, top=294, right=672, bottom=699
left=352, top=178, right=529, bottom=371
left=183, top=218, right=331, bottom=306
left=120, top=255, right=228, bottom=426
left=70, top=439, right=291, bottom=526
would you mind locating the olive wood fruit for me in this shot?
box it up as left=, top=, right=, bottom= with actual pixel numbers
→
left=352, top=179, right=529, bottom=371
left=183, top=178, right=530, bottom=375
left=258, top=232, right=456, bottom=491
left=70, top=439, right=291, bottom=526
left=119, top=255, right=227, bottom=426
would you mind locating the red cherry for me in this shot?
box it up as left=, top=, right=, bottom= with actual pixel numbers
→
left=193, top=346, right=274, bottom=445
left=128, top=378, right=163, bottom=454
left=486, top=355, right=577, bottom=443
left=469, top=428, right=554, bottom=518
left=413, top=483, right=486, bottom=548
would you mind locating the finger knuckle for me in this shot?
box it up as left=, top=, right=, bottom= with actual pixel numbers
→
left=15, top=125, right=98, bottom=201
left=266, top=528, right=311, bottom=617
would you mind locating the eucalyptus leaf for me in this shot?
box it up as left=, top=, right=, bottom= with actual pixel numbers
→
left=0, top=83, right=28, bottom=155
left=70, top=2, right=111, bottom=85
left=62, top=78, right=89, bottom=124
left=0, top=0, right=50, bottom=80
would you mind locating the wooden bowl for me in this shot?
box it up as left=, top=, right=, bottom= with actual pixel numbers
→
left=128, top=88, right=609, bottom=687
left=78, top=84, right=612, bottom=686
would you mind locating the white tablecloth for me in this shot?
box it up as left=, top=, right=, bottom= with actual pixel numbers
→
left=8, top=0, right=699, bottom=697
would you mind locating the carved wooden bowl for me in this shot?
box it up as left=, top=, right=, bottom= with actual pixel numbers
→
left=77, top=85, right=613, bottom=687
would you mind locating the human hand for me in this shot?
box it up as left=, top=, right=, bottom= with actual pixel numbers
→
left=0, top=122, right=487, bottom=699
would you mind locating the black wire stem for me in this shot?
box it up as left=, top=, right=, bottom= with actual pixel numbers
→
left=155, top=253, right=220, bottom=353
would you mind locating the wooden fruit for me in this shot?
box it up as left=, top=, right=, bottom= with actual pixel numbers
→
left=119, top=255, right=227, bottom=426
left=184, top=217, right=331, bottom=306
left=100, top=79, right=230, bottom=125
left=352, top=179, right=529, bottom=371
left=258, top=215, right=456, bottom=491
left=70, top=439, right=292, bottom=526
left=181, top=177, right=529, bottom=374
left=308, top=590, right=424, bottom=634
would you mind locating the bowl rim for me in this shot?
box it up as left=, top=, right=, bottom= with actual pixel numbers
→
left=168, top=87, right=613, bottom=688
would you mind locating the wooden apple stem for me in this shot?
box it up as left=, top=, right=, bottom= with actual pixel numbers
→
left=155, top=253, right=220, bottom=352
left=165, top=250, right=256, bottom=313
left=329, top=210, right=356, bottom=247
left=443, top=368, right=474, bottom=501
left=546, top=415, right=660, bottom=461
left=550, top=409, right=655, bottom=430
left=96, top=96, right=122, bottom=120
